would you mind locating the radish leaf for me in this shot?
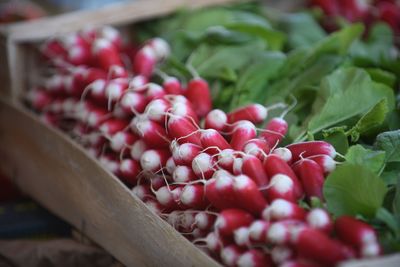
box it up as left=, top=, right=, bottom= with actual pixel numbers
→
left=345, top=145, right=386, bottom=174
left=375, top=130, right=400, bottom=163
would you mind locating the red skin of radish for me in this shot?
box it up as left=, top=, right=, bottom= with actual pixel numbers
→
left=170, top=101, right=200, bottom=126
left=267, top=220, right=305, bottom=245
left=243, top=138, right=270, bottom=161
left=205, top=177, right=237, bottom=210
left=266, top=174, right=297, bottom=203
left=286, top=141, right=336, bottom=162
left=185, top=78, right=212, bottom=118
left=119, top=159, right=141, bottom=185
left=149, top=176, right=168, bottom=191
left=167, top=116, right=202, bottom=146
left=120, top=91, right=148, bottom=114
left=217, top=149, right=235, bottom=172
left=172, top=165, right=197, bottom=183
left=293, top=159, right=325, bottom=200
left=79, top=68, right=108, bottom=89
left=294, top=227, right=354, bottom=266
left=204, top=231, right=233, bottom=254
left=163, top=77, right=182, bottom=95
left=180, top=184, right=209, bottom=209
left=133, top=119, right=170, bottom=149
left=130, top=139, right=148, bottom=161
left=140, top=149, right=170, bottom=173
left=280, top=260, right=321, bottom=267
left=263, top=154, right=304, bottom=199
left=233, top=175, right=268, bottom=215
left=85, top=79, right=108, bottom=105
left=204, top=109, right=228, bottom=133
left=99, top=119, right=129, bottom=136
left=41, top=39, right=67, bottom=61
left=230, top=121, right=257, bottom=151
left=155, top=185, right=184, bottom=210
left=335, top=216, right=378, bottom=249
left=227, top=104, right=267, bottom=125
left=215, top=209, right=254, bottom=237
left=133, top=46, right=156, bottom=77
left=237, top=249, right=274, bottom=267
left=92, top=39, right=123, bottom=71
left=109, top=65, right=129, bottom=79
left=86, top=107, right=109, bottom=128
left=105, top=78, right=129, bottom=104
left=260, top=118, right=288, bottom=148
left=27, top=89, right=53, bottom=111
left=241, top=155, right=269, bottom=188
left=200, top=129, right=231, bottom=155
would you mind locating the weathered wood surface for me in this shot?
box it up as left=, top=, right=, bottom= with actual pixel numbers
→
left=0, top=99, right=221, bottom=267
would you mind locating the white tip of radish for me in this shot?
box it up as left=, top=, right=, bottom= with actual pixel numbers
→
left=233, top=175, right=251, bottom=190
left=322, top=156, right=336, bottom=173
left=90, top=79, right=106, bottom=95
left=120, top=159, right=132, bottom=173
left=263, top=199, right=292, bottom=221
left=237, top=252, right=254, bottom=267
left=234, top=120, right=256, bottom=132
left=254, top=103, right=267, bottom=121
left=271, top=246, right=292, bottom=264
left=243, top=143, right=260, bottom=156
left=215, top=175, right=233, bottom=189
left=142, top=45, right=157, bottom=59
left=174, top=166, right=191, bottom=183
left=202, top=129, right=217, bottom=138
left=249, top=221, right=265, bottom=240
left=327, top=144, right=337, bottom=158
left=68, top=46, right=83, bottom=60
left=165, top=157, right=176, bottom=174
left=92, top=38, right=112, bottom=53
left=156, top=186, right=173, bottom=206
left=267, top=223, right=287, bottom=244
left=121, top=92, right=140, bottom=107
left=178, top=143, right=194, bottom=159
left=361, top=242, right=380, bottom=257
left=219, top=149, right=235, bottom=165
left=130, top=140, right=147, bottom=161
left=206, top=232, right=219, bottom=251
left=140, top=150, right=161, bottom=171
left=270, top=174, right=293, bottom=193
left=306, top=208, right=330, bottom=229
left=233, top=157, right=243, bottom=175
left=130, top=75, right=147, bottom=89
left=100, top=26, right=119, bottom=41
left=195, top=212, right=208, bottom=229
left=272, top=147, right=292, bottom=162
left=234, top=227, right=250, bottom=246
left=171, top=102, right=188, bottom=116
left=106, top=83, right=123, bottom=100
left=145, top=200, right=162, bottom=215
left=149, top=37, right=170, bottom=60
left=132, top=185, right=147, bottom=200
left=221, top=247, right=238, bottom=267
left=362, top=231, right=378, bottom=245
left=181, top=212, right=195, bottom=228
left=212, top=169, right=232, bottom=179
left=215, top=216, right=227, bottom=231
left=207, top=109, right=227, bottom=128
left=192, top=153, right=212, bottom=176
left=145, top=99, right=167, bottom=120
left=110, top=132, right=126, bottom=151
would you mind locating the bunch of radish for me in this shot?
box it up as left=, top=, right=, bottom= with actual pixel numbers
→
left=26, top=26, right=381, bottom=267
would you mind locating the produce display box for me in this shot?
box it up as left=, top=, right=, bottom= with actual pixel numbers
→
left=0, top=0, right=399, bottom=266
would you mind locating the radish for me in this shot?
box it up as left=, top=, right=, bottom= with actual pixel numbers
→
left=165, top=156, right=177, bottom=174
left=200, top=129, right=231, bottom=155
left=271, top=246, right=294, bottom=265
left=230, top=120, right=257, bottom=151
left=262, top=199, right=306, bottom=221
left=267, top=220, right=305, bottom=245
left=129, top=75, right=148, bottom=92
left=233, top=157, right=243, bottom=175
left=92, top=38, right=123, bottom=71
left=140, top=149, right=170, bottom=173
left=266, top=174, right=297, bottom=203
left=84, top=79, right=107, bottom=105
left=44, top=75, right=64, bottom=95
left=194, top=212, right=216, bottom=231
left=293, top=227, right=354, bottom=266
left=109, top=65, right=129, bottom=79
left=234, top=226, right=250, bottom=247
left=192, top=153, right=215, bottom=179
left=261, top=118, right=288, bottom=148
left=119, top=159, right=141, bottom=184
left=360, top=242, right=381, bottom=258
left=205, top=176, right=237, bottom=210
left=292, top=159, right=325, bottom=200
left=171, top=142, right=202, bottom=166
left=104, top=78, right=129, bottom=105
left=263, top=154, right=303, bottom=199
left=130, top=139, right=148, bottom=161
left=233, top=174, right=268, bottom=215
left=145, top=199, right=164, bottom=215
left=215, top=209, right=254, bottom=237
left=286, top=141, right=336, bottom=162
left=155, top=185, right=183, bottom=210
left=203, top=231, right=229, bottom=254
left=98, top=26, right=121, bottom=48
left=132, top=118, right=170, bottom=148
left=335, top=216, right=378, bottom=249
left=243, top=138, right=270, bottom=160
left=179, top=211, right=196, bottom=233
left=241, top=155, right=269, bottom=188
left=220, top=245, right=245, bottom=267
left=86, top=107, right=109, bottom=128
left=27, top=89, right=53, bottom=111
left=227, top=104, right=267, bottom=125
left=237, top=249, right=273, bottom=267
left=163, top=77, right=182, bottom=95
left=150, top=175, right=168, bottom=191
left=271, top=147, right=292, bottom=163
left=185, top=78, right=212, bottom=118
left=249, top=220, right=270, bottom=243
left=205, top=109, right=228, bottom=132
left=217, top=149, right=236, bottom=172
left=99, top=154, right=120, bottom=175
left=144, top=98, right=170, bottom=123
left=306, top=154, right=336, bottom=174
left=170, top=101, right=199, bottom=125
left=99, top=119, right=129, bottom=136
left=110, top=131, right=138, bottom=153
left=280, top=260, right=320, bottom=267
left=167, top=115, right=202, bottom=146
left=306, top=208, right=333, bottom=234
left=132, top=184, right=153, bottom=201
left=180, top=184, right=208, bottom=209
left=120, top=91, right=148, bottom=114
left=146, top=83, right=166, bottom=101
left=146, top=37, right=170, bottom=61
left=133, top=46, right=156, bottom=77
left=172, top=165, right=197, bottom=183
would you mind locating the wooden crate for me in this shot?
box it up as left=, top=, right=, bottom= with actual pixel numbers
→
left=0, top=1, right=399, bottom=267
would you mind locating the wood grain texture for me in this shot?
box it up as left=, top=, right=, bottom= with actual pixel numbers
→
left=1, top=0, right=240, bottom=42
left=0, top=99, right=221, bottom=267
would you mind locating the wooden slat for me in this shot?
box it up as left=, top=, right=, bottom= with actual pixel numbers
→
left=0, top=99, right=221, bottom=267
left=0, top=0, right=239, bottom=42
left=339, top=254, right=400, bottom=267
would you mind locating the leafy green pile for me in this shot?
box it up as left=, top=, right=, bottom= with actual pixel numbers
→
left=133, top=2, right=400, bottom=252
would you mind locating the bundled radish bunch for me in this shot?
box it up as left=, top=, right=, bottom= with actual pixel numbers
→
left=26, top=26, right=382, bottom=267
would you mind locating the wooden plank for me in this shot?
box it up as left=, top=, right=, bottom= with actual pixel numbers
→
left=339, top=254, right=400, bottom=267
left=1, top=0, right=239, bottom=42
left=0, top=99, right=221, bottom=267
